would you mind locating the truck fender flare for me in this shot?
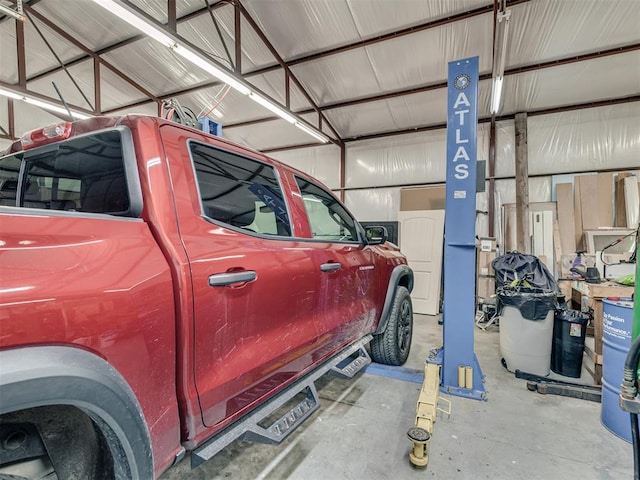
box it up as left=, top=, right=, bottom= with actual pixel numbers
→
left=0, top=346, right=154, bottom=480
left=374, top=265, right=414, bottom=335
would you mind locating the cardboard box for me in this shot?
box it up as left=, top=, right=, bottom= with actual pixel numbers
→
left=400, top=186, right=445, bottom=211
left=556, top=183, right=576, bottom=255
left=573, top=173, right=615, bottom=250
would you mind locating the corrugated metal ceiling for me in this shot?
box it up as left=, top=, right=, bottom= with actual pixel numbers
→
left=0, top=0, right=638, bottom=151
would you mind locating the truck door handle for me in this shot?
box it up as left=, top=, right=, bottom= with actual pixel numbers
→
left=320, top=262, right=341, bottom=272
left=208, top=271, right=257, bottom=287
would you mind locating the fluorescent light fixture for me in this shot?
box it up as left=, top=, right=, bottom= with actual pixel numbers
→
left=93, top=0, right=175, bottom=48
left=490, top=76, right=503, bottom=114
left=0, top=87, right=22, bottom=100
left=494, top=10, right=511, bottom=78
left=295, top=121, right=329, bottom=144
left=490, top=8, right=511, bottom=115
left=0, top=86, right=91, bottom=120
left=249, top=92, right=296, bottom=124
left=172, top=45, right=250, bottom=95
left=91, top=0, right=330, bottom=143
left=0, top=3, right=26, bottom=22
left=91, top=0, right=251, bottom=96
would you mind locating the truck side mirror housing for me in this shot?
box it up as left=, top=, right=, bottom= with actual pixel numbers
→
left=365, top=226, right=388, bottom=245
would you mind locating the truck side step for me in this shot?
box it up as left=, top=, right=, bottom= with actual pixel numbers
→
left=242, top=384, right=320, bottom=444
left=330, top=346, right=371, bottom=378
left=192, top=335, right=372, bottom=468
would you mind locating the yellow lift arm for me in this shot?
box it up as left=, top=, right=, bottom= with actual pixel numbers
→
left=407, top=362, right=450, bottom=467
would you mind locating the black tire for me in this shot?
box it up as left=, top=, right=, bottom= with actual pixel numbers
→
left=0, top=406, right=114, bottom=480
left=371, top=286, right=413, bottom=366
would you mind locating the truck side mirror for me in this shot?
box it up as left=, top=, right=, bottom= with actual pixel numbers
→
left=365, top=226, right=388, bottom=245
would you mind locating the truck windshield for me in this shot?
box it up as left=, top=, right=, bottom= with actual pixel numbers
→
left=0, top=130, right=131, bottom=215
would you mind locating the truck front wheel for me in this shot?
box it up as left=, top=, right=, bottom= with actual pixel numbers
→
left=371, top=286, right=413, bottom=366
left=0, top=406, right=114, bottom=480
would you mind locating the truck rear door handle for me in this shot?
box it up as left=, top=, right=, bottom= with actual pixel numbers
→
left=320, top=262, right=341, bottom=272
left=208, top=271, right=257, bottom=287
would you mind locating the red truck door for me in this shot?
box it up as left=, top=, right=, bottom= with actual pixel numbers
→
left=290, top=175, right=380, bottom=343
left=160, top=126, right=326, bottom=428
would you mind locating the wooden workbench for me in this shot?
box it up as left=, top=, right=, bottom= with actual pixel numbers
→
left=571, top=280, right=634, bottom=384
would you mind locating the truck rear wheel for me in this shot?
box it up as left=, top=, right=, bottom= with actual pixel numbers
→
left=371, top=286, right=413, bottom=366
left=0, top=406, right=114, bottom=480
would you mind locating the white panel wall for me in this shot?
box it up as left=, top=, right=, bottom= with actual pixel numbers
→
left=528, top=102, right=640, bottom=174
left=339, top=102, right=637, bottom=236
left=270, top=144, right=341, bottom=190
left=345, top=124, right=489, bottom=188
left=495, top=120, right=516, bottom=178
left=345, top=187, right=401, bottom=222
left=346, top=131, right=447, bottom=188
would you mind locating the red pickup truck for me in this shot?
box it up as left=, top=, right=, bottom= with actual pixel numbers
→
left=0, top=115, right=413, bottom=479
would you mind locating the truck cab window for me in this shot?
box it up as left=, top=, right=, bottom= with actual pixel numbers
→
left=0, top=157, right=20, bottom=206
left=189, top=142, right=292, bottom=237
left=0, top=130, right=132, bottom=215
left=294, top=177, right=359, bottom=243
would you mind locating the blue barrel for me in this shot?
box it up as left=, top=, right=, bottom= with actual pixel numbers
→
left=601, top=298, right=634, bottom=443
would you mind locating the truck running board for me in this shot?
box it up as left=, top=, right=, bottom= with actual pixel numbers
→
left=192, top=335, right=373, bottom=468
left=330, top=345, right=371, bottom=378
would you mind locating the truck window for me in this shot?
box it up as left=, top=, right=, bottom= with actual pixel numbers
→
left=189, top=141, right=292, bottom=237
left=0, top=130, right=132, bottom=215
left=0, top=156, right=20, bottom=206
left=294, top=177, right=359, bottom=243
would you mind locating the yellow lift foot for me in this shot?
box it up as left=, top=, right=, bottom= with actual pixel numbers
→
left=408, top=362, right=450, bottom=467
left=407, top=427, right=430, bottom=466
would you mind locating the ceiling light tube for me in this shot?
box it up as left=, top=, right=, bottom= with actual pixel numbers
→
left=249, top=92, right=296, bottom=124
left=490, top=76, right=503, bottom=115
left=0, top=86, right=92, bottom=120
left=0, top=4, right=26, bottom=22
left=295, top=122, right=329, bottom=143
left=92, top=0, right=252, bottom=96
left=92, top=0, right=175, bottom=47
left=494, top=9, right=511, bottom=78
left=172, top=45, right=250, bottom=95
left=91, top=0, right=329, bottom=143
left=0, top=87, right=23, bottom=100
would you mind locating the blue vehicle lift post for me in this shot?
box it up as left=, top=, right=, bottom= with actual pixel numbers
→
left=427, top=56, right=487, bottom=401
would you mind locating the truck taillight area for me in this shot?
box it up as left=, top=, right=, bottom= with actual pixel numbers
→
left=21, top=122, right=73, bottom=150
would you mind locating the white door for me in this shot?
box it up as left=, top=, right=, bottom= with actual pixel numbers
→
left=398, top=210, right=445, bottom=315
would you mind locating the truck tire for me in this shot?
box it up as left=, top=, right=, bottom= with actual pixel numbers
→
left=0, top=406, right=114, bottom=480
left=370, top=286, right=413, bottom=366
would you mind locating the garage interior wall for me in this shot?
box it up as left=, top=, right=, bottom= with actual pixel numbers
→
left=274, top=100, right=639, bottom=241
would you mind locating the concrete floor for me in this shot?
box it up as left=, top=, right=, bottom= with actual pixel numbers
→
left=161, top=314, right=633, bottom=479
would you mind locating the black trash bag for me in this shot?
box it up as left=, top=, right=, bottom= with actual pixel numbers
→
left=492, top=251, right=559, bottom=292
left=554, top=309, right=590, bottom=325
left=497, top=286, right=556, bottom=321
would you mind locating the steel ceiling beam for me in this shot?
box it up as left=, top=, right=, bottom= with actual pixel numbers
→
left=342, top=94, right=640, bottom=143
left=94, top=0, right=636, bottom=130
left=167, top=0, right=177, bottom=31
left=26, top=0, right=231, bottom=83
left=3, top=0, right=636, bottom=152
left=259, top=93, right=640, bottom=152
left=242, top=0, right=530, bottom=80
left=236, top=0, right=342, bottom=144
left=223, top=42, right=640, bottom=130
left=28, top=0, right=530, bottom=116
left=8, top=99, right=15, bottom=139
left=0, top=79, right=94, bottom=116
left=234, top=2, right=241, bottom=72
left=16, top=19, right=26, bottom=86
left=25, top=6, right=160, bottom=105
